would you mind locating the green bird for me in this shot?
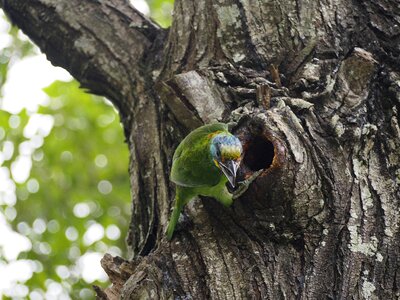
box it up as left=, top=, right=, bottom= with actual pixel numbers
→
left=167, top=122, right=243, bottom=240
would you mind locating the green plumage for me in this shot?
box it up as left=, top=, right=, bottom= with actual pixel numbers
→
left=167, top=123, right=239, bottom=240
left=170, top=123, right=227, bottom=188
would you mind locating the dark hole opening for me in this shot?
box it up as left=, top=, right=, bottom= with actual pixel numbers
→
left=243, top=136, right=275, bottom=171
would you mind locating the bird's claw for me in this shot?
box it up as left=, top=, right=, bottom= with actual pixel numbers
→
left=233, top=169, right=264, bottom=199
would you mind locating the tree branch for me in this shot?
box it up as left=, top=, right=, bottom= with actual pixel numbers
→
left=0, top=0, right=166, bottom=116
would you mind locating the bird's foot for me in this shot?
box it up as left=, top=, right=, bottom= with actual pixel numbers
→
left=233, top=169, right=264, bottom=199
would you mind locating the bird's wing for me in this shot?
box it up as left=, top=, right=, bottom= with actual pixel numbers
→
left=172, top=123, right=227, bottom=160
left=170, top=123, right=227, bottom=187
left=170, top=149, right=221, bottom=187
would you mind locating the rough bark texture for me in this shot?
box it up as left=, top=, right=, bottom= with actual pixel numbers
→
left=2, top=0, right=400, bottom=299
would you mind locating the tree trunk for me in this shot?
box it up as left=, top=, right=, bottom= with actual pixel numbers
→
left=2, top=0, right=400, bottom=299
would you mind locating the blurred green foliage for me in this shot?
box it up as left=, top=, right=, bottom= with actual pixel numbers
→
left=147, top=0, right=174, bottom=28
left=1, top=80, right=131, bottom=299
left=0, top=26, right=35, bottom=90
left=0, top=0, right=173, bottom=299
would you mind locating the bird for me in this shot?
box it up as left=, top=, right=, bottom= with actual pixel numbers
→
left=167, top=122, right=243, bottom=240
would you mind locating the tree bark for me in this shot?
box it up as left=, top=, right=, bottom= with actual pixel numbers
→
left=2, top=0, right=400, bottom=299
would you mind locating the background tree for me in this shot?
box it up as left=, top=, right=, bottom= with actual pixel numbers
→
left=0, top=20, right=132, bottom=298
left=1, top=0, right=400, bottom=299
left=0, top=2, right=173, bottom=298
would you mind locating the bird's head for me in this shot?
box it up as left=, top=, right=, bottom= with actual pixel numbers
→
left=210, top=133, right=243, bottom=188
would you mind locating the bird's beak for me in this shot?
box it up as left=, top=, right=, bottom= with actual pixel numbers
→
left=219, top=160, right=240, bottom=188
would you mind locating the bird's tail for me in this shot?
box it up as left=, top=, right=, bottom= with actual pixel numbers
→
left=166, top=198, right=183, bottom=240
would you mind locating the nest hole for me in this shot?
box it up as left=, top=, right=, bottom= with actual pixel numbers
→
left=243, top=136, right=275, bottom=171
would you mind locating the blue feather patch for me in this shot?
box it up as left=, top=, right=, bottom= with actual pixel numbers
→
left=210, top=133, right=242, bottom=161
